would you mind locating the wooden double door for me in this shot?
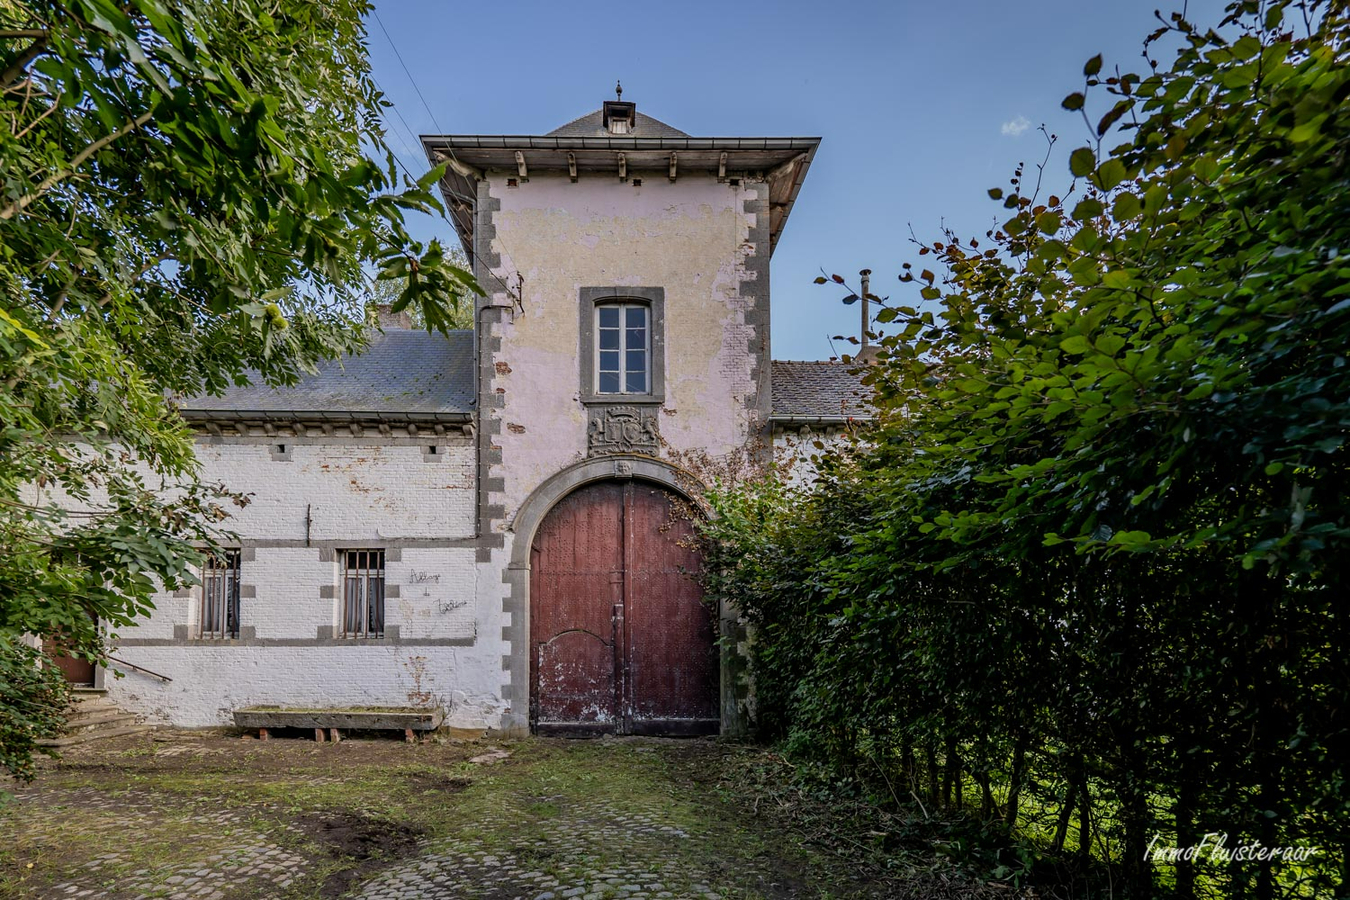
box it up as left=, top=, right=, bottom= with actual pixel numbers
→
left=529, top=480, right=719, bottom=735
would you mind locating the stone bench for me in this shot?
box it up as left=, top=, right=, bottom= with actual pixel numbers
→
left=232, top=706, right=444, bottom=743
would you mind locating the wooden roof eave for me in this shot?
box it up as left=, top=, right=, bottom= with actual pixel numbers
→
left=422, top=135, right=820, bottom=257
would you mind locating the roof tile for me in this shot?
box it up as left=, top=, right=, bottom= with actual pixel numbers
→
left=770, top=360, right=872, bottom=419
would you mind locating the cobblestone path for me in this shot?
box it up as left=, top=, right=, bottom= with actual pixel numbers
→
left=2, top=732, right=1003, bottom=899
left=7, top=783, right=307, bottom=899
left=356, top=795, right=723, bottom=900
left=1, top=734, right=823, bottom=900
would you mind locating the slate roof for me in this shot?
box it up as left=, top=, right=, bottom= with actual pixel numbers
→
left=179, top=333, right=867, bottom=423
left=180, top=330, right=474, bottom=420
left=770, top=360, right=872, bottom=420
left=546, top=109, right=690, bottom=139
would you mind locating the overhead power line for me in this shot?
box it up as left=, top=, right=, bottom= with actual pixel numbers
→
left=368, top=7, right=521, bottom=304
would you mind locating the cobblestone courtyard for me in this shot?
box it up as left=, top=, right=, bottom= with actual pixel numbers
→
left=1, top=732, right=1014, bottom=900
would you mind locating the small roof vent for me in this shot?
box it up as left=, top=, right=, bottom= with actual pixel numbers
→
left=603, top=81, right=636, bottom=135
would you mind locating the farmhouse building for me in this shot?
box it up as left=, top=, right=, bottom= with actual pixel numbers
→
left=79, top=94, right=866, bottom=737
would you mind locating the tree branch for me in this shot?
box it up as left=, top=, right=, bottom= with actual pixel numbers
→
left=0, top=110, right=154, bottom=221
left=0, top=34, right=49, bottom=92
left=95, top=254, right=172, bottom=308
left=13, top=91, right=61, bottom=140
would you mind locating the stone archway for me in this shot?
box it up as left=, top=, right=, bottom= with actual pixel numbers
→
left=501, top=456, right=720, bottom=736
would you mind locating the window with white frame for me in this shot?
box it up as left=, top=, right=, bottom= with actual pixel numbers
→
left=200, top=550, right=241, bottom=639
left=596, top=303, right=650, bottom=394
left=342, top=550, right=385, bottom=639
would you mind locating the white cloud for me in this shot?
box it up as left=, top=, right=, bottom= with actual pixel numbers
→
left=1001, top=115, right=1031, bottom=137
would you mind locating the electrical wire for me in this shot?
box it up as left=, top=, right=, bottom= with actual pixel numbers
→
left=370, top=8, right=524, bottom=304
left=371, top=75, right=432, bottom=183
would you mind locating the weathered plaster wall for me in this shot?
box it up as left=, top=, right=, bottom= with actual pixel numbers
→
left=482, top=173, right=770, bottom=518
left=99, top=435, right=509, bottom=731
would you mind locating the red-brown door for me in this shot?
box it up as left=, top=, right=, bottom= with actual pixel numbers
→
left=530, top=480, right=718, bottom=736
left=44, top=635, right=96, bottom=686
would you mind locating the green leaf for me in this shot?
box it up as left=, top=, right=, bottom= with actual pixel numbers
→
left=1067, top=256, right=1102, bottom=285
left=1069, top=147, right=1096, bottom=178
left=1095, top=160, right=1128, bottom=190
left=1060, top=335, right=1092, bottom=354
left=1102, top=269, right=1134, bottom=289
left=1062, top=92, right=1086, bottom=111
left=1084, top=54, right=1103, bottom=76
left=1072, top=197, right=1103, bottom=218
left=1095, top=334, right=1126, bottom=356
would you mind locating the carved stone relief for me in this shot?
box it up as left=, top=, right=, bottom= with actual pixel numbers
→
left=587, top=406, right=659, bottom=456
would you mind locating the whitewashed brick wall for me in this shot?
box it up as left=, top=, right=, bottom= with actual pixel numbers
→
left=103, top=644, right=507, bottom=730
left=773, top=428, right=856, bottom=489
left=191, top=439, right=474, bottom=540
left=102, top=434, right=508, bottom=730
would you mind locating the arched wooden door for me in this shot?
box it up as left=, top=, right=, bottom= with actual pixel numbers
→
left=530, top=479, right=719, bottom=736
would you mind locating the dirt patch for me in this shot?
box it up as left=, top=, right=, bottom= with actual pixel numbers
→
left=403, top=772, right=473, bottom=793
left=298, top=810, right=425, bottom=897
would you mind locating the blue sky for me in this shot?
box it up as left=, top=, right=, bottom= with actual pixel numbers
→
left=367, top=0, right=1226, bottom=359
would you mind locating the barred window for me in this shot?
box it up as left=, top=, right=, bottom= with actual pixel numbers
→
left=200, top=550, right=241, bottom=639
left=342, top=550, right=385, bottom=639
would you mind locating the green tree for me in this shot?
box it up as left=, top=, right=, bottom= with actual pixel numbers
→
left=366, top=244, right=475, bottom=331
left=0, top=0, right=478, bottom=779
left=701, top=2, right=1349, bottom=897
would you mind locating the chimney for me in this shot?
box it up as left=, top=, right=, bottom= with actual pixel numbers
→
left=859, top=268, right=871, bottom=354
left=375, top=303, right=412, bottom=330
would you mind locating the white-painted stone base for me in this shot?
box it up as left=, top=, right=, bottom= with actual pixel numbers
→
left=103, top=644, right=507, bottom=730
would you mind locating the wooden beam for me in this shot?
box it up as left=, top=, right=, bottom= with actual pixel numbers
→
left=514, top=151, right=528, bottom=179
left=434, top=151, right=482, bottom=181
left=567, top=152, right=577, bottom=182
left=668, top=152, right=677, bottom=182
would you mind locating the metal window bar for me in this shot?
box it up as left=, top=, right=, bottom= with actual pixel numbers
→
left=201, top=550, right=241, bottom=639
left=342, top=550, right=385, bottom=639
